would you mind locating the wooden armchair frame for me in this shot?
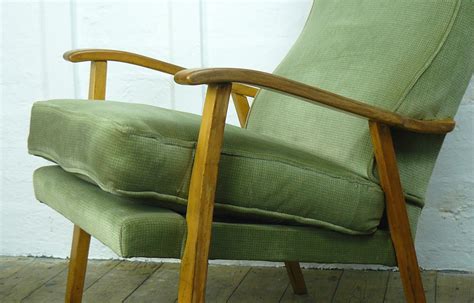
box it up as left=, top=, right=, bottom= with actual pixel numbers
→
left=63, top=49, right=454, bottom=303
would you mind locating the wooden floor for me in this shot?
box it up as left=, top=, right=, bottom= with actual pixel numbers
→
left=0, top=257, right=473, bottom=302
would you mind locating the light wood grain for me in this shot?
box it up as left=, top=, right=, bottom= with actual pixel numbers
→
left=64, top=49, right=257, bottom=98
left=231, top=92, right=251, bottom=127
left=178, top=83, right=232, bottom=303
left=0, top=258, right=67, bottom=302
left=0, top=256, right=34, bottom=279
left=385, top=271, right=437, bottom=303
left=65, top=49, right=183, bottom=75
left=437, top=272, right=474, bottom=303
left=88, top=61, right=107, bottom=100
left=65, top=226, right=91, bottom=303
left=232, top=83, right=258, bottom=98
left=23, top=260, right=119, bottom=303
left=125, top=263, right=180, bottom=303
left=1, top=258, right=472, bottom=302
left=369, top=121, right=426, bottom=303
left=205, top=265, right=250, bottom=302
left=175, top=68, right=455, bottom=134
left=280, top=269, right=342, bottom=303
left=333, top=270, right=390, bottom=303
left=227, top=267, right=289, bottom=303
left=83, top=261, right=160, bottom=303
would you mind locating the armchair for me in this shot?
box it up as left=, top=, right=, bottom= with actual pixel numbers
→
left=28, top=1, right=474, bottom=303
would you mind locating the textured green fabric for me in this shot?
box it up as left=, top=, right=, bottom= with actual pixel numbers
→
left=247, top=0, right=474, bottom=206
left=33, top=166, right=422, bottom=264
left=29, top=100, right=385, bottom=235
left=34, top=166, right=185, bottom=258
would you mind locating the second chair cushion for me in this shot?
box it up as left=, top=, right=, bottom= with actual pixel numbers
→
left=28, top=99, right=385, bottom=235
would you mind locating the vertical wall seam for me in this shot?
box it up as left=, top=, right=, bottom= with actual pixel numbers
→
left=39, top=0, right=49, bottom=99
left=168, top=0, right=175, bottom=110
left=69, top=0, right=79, bottom=98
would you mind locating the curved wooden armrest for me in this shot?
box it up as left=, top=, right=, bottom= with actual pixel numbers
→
left=63, top=49, right=258, bottom=97
left=64, top=49, right=184, bottom=75
left=175, top=68, right=455, bottom=134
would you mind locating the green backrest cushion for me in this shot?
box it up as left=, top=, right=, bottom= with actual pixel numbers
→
left=247, top=0, right=474, bottom=205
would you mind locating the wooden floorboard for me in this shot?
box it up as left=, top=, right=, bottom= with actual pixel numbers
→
left=124, top=263, right=180, bottom=303
left=227, top=267, right=289, bottom=303
left=0, top=258, right=67, bottom=302
left=0, top=257, right=473, bottom=302
left=280, top=269, right=342, bottom=303
left=0, top=256, right=34, bottom=280
left=384, top=270, right=437, bottom=303
left=436, top=272, right=474, bottom=303
left=22, top=260, right=120, bottom=303
left=332, top=270, right=390, bottom=303
left=82, top=260, right=160, bottom=303
left=205, top=264, right=250, bottom=302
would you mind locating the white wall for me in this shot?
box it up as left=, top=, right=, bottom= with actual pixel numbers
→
left=1, top=0, right=473, bottom=271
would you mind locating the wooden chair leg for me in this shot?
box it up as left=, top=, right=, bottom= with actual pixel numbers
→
left=65, top=225, right=91, bottom=303
left=178, top=83, right=232, bottom=303
left=285, top=261, right=308, bottom=295
left=369, top=121, right=426, bottom=303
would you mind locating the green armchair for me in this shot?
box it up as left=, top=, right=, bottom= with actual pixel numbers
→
left=28, top=1, right=473, bottom=302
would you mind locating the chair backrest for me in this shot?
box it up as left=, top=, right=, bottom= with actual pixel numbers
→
left=247, top=0, right=474, bottom=207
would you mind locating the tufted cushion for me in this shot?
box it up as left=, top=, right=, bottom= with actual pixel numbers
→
left=29, top=99, right=385, bottom=235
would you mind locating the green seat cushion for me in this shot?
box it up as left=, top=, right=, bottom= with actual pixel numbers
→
left=33, top=165, right=421, bottom=264
left=247, top=0, right=474, bottom=206
left=29, top=99, right=385, bottom=235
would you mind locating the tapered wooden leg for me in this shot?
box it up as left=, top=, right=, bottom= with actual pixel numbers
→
left=285, top=261, right=308, bottom=295
left=178, top=83, right=232, bottom=303
left=65, top=225, right=91, bottom=303
left=369, top=121, right=426, bottom=303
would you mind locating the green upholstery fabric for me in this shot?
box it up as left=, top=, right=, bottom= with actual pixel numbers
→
left=29, top=100, right=385, bottom=235
left=247, top=0, right=474, bottom=206
left=33, top=165, right=422, bottom=264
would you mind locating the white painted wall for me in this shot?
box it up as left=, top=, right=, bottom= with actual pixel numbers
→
left=1, top=0, right=473, bottom=271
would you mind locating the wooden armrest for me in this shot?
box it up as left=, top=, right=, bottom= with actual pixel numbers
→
left=175, top=68, right=455, bottom=134
left=64, top=49, right=184, bottom=75
left=63, top=49, right=258, bottom=97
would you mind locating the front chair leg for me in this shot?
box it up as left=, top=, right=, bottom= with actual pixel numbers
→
left=65, top=225, right=91, bottom=303
left=369, top=121, right=426, bottom=303
left=178, top=83, right=232, bottom=303
left=285, top=261, right=308, bottom=295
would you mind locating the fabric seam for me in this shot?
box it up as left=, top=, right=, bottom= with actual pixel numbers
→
left=366, top=0, right=461, bottom=205
left=32, top=104, right=381, bottom=189
left=30, top=149, right=378, bottom=235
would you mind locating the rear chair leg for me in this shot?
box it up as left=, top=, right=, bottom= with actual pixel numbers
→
left=65, top=225, right=91, bottom=303
left=285, top=261, right=308, bottom=295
